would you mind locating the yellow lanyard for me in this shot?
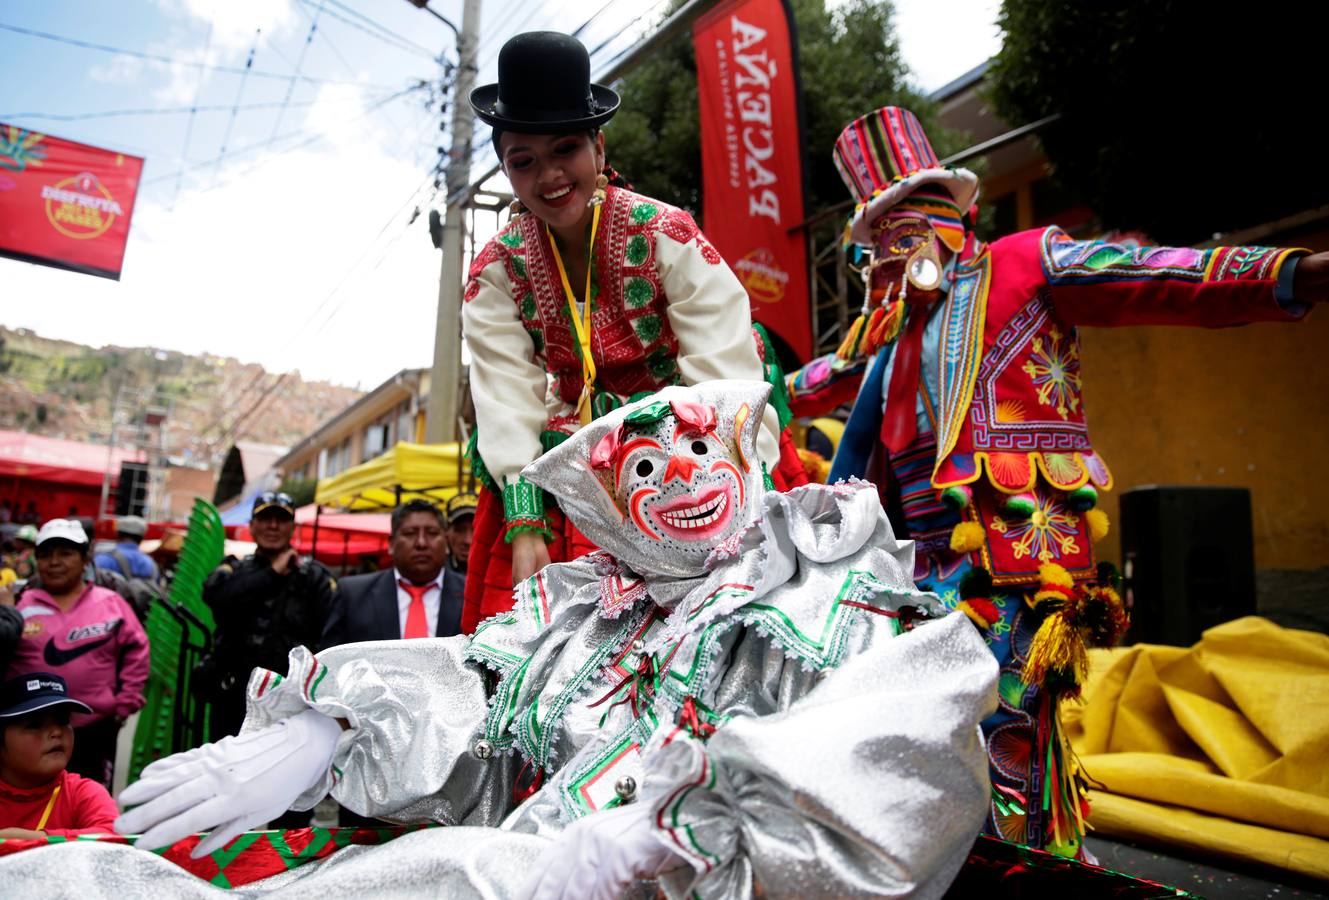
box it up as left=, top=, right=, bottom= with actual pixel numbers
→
left=546, top=202, right=603, bottom=426
left=35, top=783, right=61, bottom=832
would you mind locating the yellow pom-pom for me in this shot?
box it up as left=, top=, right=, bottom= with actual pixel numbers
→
left=1086, top=508, right=1109, bottom=542
left=1038, top=563, right=1074, bottom=591
left=950, top=521, right=986, bottom=553
left=1029, top=562, right=1075, bottom=611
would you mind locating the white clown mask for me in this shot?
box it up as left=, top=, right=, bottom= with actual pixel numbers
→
left=522, top=381, right=770, bottom=578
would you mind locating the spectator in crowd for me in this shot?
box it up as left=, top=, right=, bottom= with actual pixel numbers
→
left=0, top=500, right=12, bottom=524
left=444, top=492, right=476, bottom=579
left=5, top=520, right=149, bottom=790
left=8, top=526, right=37, bottom=580
left=321, top=499, right=463, bottom=650
left=320, top=497, right=462, bottom=827
left=199, top=494, right=336, bottom=793
left=0, top=672, right=119, bottom=839
left=94, top=516, right=158, bottom=582
left=17, top=503, right=38, bottom=526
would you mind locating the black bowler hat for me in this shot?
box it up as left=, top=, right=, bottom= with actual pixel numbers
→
left=470, top=32, right=620, bottom=134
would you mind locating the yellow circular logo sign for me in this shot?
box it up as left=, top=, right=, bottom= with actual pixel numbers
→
left=43, top=171, right=122, bottom=240
left=733, top=247, right=790, bottom=304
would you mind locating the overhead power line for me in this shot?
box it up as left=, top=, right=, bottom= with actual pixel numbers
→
left=306, top=0, right=439, bottom=59
left=141, top=85, right=422, bottom=187
left=0, top=98, right=347, bottom=121
left=0, top=20, right=398, bottom=89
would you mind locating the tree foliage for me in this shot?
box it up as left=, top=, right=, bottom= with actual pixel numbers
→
left=987, top=0, right=1326, bottom=245
left=604, top=0, right=962, bottom=222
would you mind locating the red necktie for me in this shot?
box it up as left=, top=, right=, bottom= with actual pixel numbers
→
left=399, top=579, right=434, bottom=639
left=880, top=301, right=932, bottom=454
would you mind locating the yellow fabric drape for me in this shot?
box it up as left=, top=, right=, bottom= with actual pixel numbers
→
left=1064, top=616, right=1329, bottom=880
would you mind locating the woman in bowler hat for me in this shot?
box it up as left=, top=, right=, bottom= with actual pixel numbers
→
left=461, top=32, right=806, bottom=631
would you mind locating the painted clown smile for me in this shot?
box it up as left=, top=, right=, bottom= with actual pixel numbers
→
left=649, top=486, right=734, bottom=539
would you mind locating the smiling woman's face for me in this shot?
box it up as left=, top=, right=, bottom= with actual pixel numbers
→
left=499, top=130, right=605, bottom=238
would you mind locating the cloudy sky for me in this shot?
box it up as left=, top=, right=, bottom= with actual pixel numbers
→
left=0, top=0, right=1000, bottom=389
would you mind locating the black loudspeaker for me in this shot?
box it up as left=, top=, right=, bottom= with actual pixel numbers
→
left=1119, top=486, right=1256, bottom=647
left=114, top=461, right=150, bottom=518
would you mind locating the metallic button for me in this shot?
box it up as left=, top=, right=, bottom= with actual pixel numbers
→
left=614, top=775, right=638, bottom=802
left=631, top=639, right=646, bottom=652
left=472, top=739, right=494, bottom=760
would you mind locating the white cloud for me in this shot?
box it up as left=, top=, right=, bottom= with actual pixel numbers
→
left=87, top=53, right=147, bottom=84
left=164, top=0, right=300, bottom=54
left=889, top=0, right=1002, bottom=93
left=0, top=85, right=441, bottom=389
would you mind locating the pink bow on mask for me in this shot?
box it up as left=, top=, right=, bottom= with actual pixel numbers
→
left=590, top=425, right=624, bottom=470
left=669, top=400, right=717, bottom=436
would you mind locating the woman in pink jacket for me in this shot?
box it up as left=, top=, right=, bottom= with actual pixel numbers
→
left=6, top=520, right=149, bottom=789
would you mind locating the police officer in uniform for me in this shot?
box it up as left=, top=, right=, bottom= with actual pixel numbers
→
left=199, top=492, right=336, bottom=744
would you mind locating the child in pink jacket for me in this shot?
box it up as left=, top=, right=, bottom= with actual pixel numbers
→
left=7, top=520, right=149, bottom=788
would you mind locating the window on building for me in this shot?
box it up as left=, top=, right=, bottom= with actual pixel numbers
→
left=363, top=412, right=393, bottom=461
left=325, top=437, right=353, bottom=477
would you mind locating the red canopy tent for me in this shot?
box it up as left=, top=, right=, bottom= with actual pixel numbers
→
left=0, top=430, right=144, bottom=523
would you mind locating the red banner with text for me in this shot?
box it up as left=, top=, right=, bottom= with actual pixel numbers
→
left=0, top=124, right=143, bottom=280
left=694, top=0, right=810, bottom=362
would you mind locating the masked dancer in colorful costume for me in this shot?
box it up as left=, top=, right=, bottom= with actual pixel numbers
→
left=0, top=381, right=998, bottom=898
left=825, top=106, right=1327, bottom=854
left=461, top=32, right=806, bottom=634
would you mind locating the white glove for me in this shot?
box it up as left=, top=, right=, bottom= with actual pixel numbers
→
left=518, top=800, right=685, bottom=900
left=116, top=710, right=343, bottom=858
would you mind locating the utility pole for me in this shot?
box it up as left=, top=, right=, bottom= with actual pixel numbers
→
left=424, top=0, right=481, bottom=444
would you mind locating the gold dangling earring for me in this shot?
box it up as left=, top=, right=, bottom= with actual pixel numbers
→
left=587, top=173, right=609, bottom=208
left=509, top=198, right=525, bottom=218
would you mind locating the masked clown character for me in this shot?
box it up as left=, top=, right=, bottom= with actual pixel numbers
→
left=6, top=381, right=999, bottom=899
left=823, top=106, right=1328, bottom=854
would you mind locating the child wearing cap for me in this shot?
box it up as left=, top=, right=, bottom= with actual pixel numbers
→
left=0, top=672, right=118, bottom=839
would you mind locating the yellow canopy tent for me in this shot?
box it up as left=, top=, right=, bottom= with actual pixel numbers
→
left=314, top=441, right=472, bottom=511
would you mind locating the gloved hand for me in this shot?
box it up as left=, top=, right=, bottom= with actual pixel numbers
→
left=116, top=709, right=343, bottom=858
left=517, top=800, right=686, bottom=900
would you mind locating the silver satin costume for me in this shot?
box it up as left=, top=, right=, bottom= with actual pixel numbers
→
left=0, top=382, right=998, bottom=899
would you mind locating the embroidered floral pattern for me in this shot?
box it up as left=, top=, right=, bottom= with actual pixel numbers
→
left=1021, top=326, right=1082, bottom=420
left=988, top=489, right=1081, bottom=563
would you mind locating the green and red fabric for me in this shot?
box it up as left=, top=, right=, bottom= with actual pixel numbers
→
left=0, top=825, right=430, bottom=889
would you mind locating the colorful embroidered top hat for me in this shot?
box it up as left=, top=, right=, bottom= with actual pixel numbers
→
left=833, top=106, right=979, bottom=247
left=470, top=32, right=620, bottom=134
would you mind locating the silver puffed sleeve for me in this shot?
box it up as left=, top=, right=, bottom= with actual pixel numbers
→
left=647, top=611, right=998, bottom=900
left=242, top=638, right=519, bottom=825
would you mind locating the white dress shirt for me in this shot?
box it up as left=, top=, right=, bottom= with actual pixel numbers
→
left=394, top=568, right=445, bottom=639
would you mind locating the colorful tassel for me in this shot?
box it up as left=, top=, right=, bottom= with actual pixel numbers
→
left=1003, top=492, right=1037, bottom=518
left=835, top=309, right=870, bottom=361
left=949, top=521, right=986, bottom=553
left=940, top=484, right=973, bottom=512
left=1068, top=484, right=1098, bottom=512
left=1085, top=508, right=1109, bottom=542
left=1023, top=607, right=1089, bottom=689
left=864, top=298, right=905, bottom=350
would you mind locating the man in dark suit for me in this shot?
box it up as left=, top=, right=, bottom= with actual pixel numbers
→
left=320, top=499, right=463, bottom=650
left=319, top=497, right=462, bottom=828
